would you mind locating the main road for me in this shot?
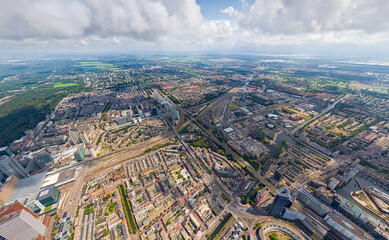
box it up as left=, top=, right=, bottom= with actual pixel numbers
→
left=171, top=85, right=278, bottom=193
left=159, top=80, right=277, bottom=193
left=166, top=117, right=232, bottom=205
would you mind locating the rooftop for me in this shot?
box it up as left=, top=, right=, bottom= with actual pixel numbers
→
left=277, top=186, right=294, bottom=201
left=6, top=171, right=47, bottom=204
left=56, top=167, right=77, bottom=187
left=0, top=209, right=22, bottom=224
left=36, top=186, right=55, bottom=201
left=326, top=210, right=372, bottom=240
left=42, top=173, right=59, bottom=188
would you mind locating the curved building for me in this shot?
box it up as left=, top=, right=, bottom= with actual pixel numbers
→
left=257, top=220, right=305, bottom=240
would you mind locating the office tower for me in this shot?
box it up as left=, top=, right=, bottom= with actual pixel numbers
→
left=35, top=153, right=54, bottom=169
left=0, top=209, right=46, bottom=240
left=269, top=186, right=294, bottom=216
left=36, top=186, right=61, bottom=209
left=0, top=156, right=29, bottom=183
left=68, top=129, right=82, bottom=145
left=0, top=202, right=45, bottom=240
left=0, top=147, right=14, bottom=158
left=88, top=147, right=97, bottom=158
left=0, top=175, right=19, bottom=205
left=74, top=145, right=86, bottom=162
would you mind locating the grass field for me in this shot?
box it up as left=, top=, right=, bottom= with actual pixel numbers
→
left=78, top=61, right=121, bottom=71
left=54, top=82, right=79, bottom=88
left=268, top=232, right=293, bottom=240
left=160, top=56, right=206, bottom=63
left=229, top=101, right=242, bottom=110
left=44, top=205, right=52, bottom=212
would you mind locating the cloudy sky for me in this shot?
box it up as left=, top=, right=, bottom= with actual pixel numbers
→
left=1, top=0, right=389, bottom=54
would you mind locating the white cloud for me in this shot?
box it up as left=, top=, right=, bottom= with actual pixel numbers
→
left=1, top=0, right=389, bottom=49
left=0, top=0, right=212, bottom=42
left=237, top=0, right=389, bottom=35
left=220, top=0, right=389, bottom=46
left=221, top=6, right=238, bottom=17
left=0, top=0, right=91, bottom=39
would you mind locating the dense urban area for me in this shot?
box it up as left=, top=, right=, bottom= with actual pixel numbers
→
left=0, top=54, right=389, bottom=240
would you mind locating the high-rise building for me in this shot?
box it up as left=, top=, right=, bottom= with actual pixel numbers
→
left=327, top=178, right=340, bottom=190
left=35, top=154, right=54, bottom=169
left=269, top=186, right=294, bottom=216
left=36, top=186, right=61, bottom=209
left=68, top=129, right=82, bottom=145
left=0, top=175, right=19, bottom=205
left=74, top=145, right=86, bottom=162
left=273, top=170, right=283, bottom=181
left=81, top=132, right=90, bottom=145
left=0, top=209, right=46, bottom=240
left=0, top=156, right=29, bottom=183
left=0, top=202, right=36, bottom=220
left=0, top=147, right=14, bottom=158
left=88, top=147, right=97, bottom=158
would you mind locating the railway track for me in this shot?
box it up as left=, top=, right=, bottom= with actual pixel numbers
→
left=86, top=133, right=173, bottom=175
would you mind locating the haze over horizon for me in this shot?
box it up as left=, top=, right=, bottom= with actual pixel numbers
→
left=2, top=0, right=389, bottom=56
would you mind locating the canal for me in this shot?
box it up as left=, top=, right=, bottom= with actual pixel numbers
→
left=336, top=176, right=388, bottom=226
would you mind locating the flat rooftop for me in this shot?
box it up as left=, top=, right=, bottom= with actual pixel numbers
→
left=42, top=173, right=59, bottom=188
left=56, top=167, right=77, bottom=186
left=42, top=167, right=78, bottom=188
left=6, top=171, right=47, bottom=204
left=36, top=186, right=54, bottom=201
left=328, top=211, right=372, bottom=240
